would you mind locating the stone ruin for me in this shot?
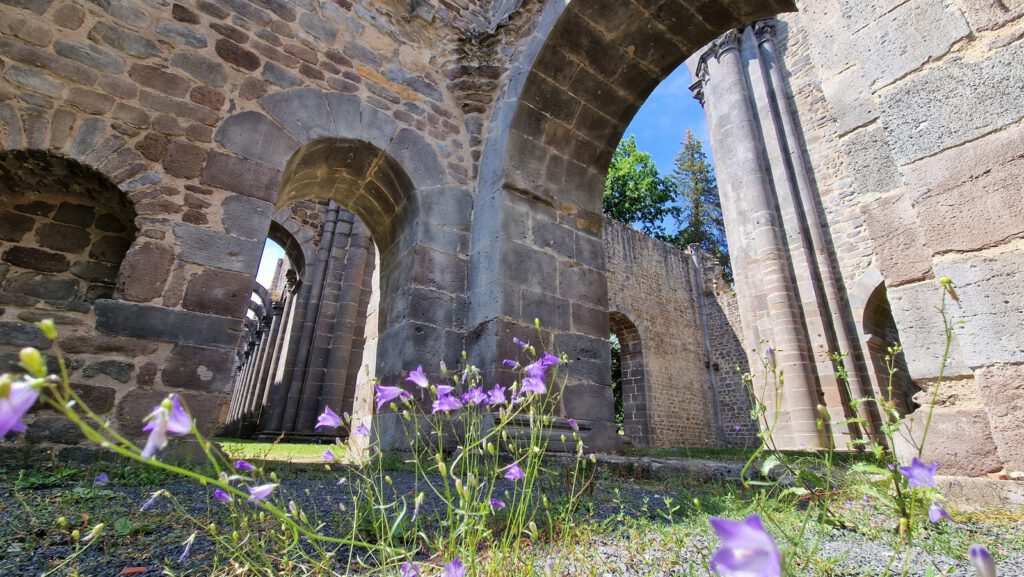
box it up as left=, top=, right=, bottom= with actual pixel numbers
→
left=0, top=0, right=1021, bottom=477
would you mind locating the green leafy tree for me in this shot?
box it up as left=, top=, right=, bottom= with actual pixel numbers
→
left=670, top=129, right=730, bottom=275
left=603, top=135, right=679, bottom=240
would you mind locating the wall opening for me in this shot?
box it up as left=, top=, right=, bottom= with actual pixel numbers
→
left=863, top=284, right=920, bottom=416
left=0, top=150, right=136, bottom=372
left=609, top=312, right=649, bottom=447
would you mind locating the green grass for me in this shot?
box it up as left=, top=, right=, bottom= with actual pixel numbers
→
left=216, top=437, right=339, bottom=462
left=625, top=445, right=875, bottom=465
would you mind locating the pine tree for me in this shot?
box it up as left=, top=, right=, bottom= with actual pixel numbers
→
left=670, top=130, right=730, bottom=276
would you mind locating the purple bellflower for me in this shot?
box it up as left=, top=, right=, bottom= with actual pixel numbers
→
left=316, top=406, right=343, bottom=430
left=94, top=472, right=110, bottom=486
left=235, top=460, right=254, bottom=472
left=248, top=483, right=277, bottom=502
left=708, top=514, right=782, bottom=577
left=401, top=562, right=420, bottom=577
left=520, top=360, right=548, bottom=395
left=899, top=456, right=939, bottom=488
left=433, top=393, right=463, bottom=414
left=323, top=449, right=335, bottom=461
left=374, top=385, right=411, bottom=410
left=0, top=374, right=40, bottom=437
left=444, top=558, right=466, bottom=577
left=487, top=384, right=507, bottom=406
left=405, top=365, right=429, bottom=389
left=969, top=545, right=996, bottom=577
left=354, top=422, right=371, bottom=437
left=462, top=386, right=488, bottom=406
left=513, top=337, right=529, bottom=349
left=213, top=489, right=232, bottom=503
left=502, top=359, right=518, bottom=368
left=504, top=463, right=525, bottom=482
left=929, top=501, right=952, bottom=523
left=141, top=395, right=192, bottom=459
left=490, top=498, right=505, bottom=509
left=568, top=418, right=579, bottom=431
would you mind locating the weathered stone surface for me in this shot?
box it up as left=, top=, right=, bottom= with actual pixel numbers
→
left=974, top=363, right=1024, bottom=472
left=163, top=139, right=207, bottom=178
left=887, top=280, right=971, bottom=379
left=861, top=192, right=933, bottom=286
left=896, top=407, right=1003, bottom=476
left=934, top=246, right=1024, bottom=367
left=182, top=268, right=252, bottom=316
left=60, top=333, right=159, bottom=356
left=81, top=359, right=134, bottom=383
left=0, top=212, right=34, bottom=241
left=879, top=40, right=1024, bottom=165
left=88, top=21, right=162, bottom=58
left=161, top=343, right=236, bottom=391
left=117, top=389, right=226, bottom=436
left=25, top=415, right=83, bottom=444
left=2, top=246, right=70, bottom=272
left=117, top=241, right=173, bottom=302
left=156, top=21, right=208, bottom=48
left=3, top=272, right=79, bottom=301
left=89, top=235, right=131, bottom=264
left=954, top=0, right=1024, bottom=31
left=128, top=63, right=191, bottom=98
left=170, top=52, right=227, bottom=87
left=852, top=0, right=969, bottom=89
left=200, top=150, right=282, bottom=202
left=52, top=202, right=96, bottom=227
left=53, top=41, right=126, bottom=74
left=4, top=64, right=63, bottom=97
left=95, top=299, right=242, bottom=348
left=903, top=122, right=1024, bottom=254
left=215, top=38, right=260, bottom=71
left=258, top=87, right=333, bottom=142
left=0, top=0, right=53, bottom=15
left=213, top=111, right=298, bottom=170
left=261, top=60, right=302, bottom=88
left=0, top=320, right=50, bottom=348
left=174, top=223, right=262, bottom=274
left=69, top=261, right=117, bottom=284
left=53, top=3, right=84, bottom=28
left=35, top=222, right=91, bottom=253
left=221, top=195, right=273, bottom=240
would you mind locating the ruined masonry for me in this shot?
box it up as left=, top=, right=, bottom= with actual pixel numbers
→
left=0, top=0, right=1020, bottom=476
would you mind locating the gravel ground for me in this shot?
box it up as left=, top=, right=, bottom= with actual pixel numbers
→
left=1, top=466, right=1021, bottom=576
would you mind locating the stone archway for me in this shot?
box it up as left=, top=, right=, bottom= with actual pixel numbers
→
left=609, top=311, right=650, bottom=447
left=468, top=0, right=797, bottom=450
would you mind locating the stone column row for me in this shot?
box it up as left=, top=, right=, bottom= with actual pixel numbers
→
left=688, top=21, right=879, bottom=448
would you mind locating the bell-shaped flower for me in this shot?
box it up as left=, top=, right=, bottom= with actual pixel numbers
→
left=487, top=384, right=507, bottom=406
left=235, top=460, right=254, bottom=472
left=141, top=395, right=192, bottom=459
left=929, top=501, right=952, bottom=523
left=374, top=385, right=411, bottom=410
left=898, top=456, right=939, bottom=488
left=540, top=352, right=561, bottom=367
left=353, top=422, right=371, bottom=437
left=462, top=386, right=488, bottom=406
left=405, top=365, right=429, bottom=389
left=432, top=393, right=463, bottom=414
left=490, top=498, right=505, bottom=509
left=213, top=489, right=232, bottom=503
left=322, top=449, right=335, bottom=461
left=708, top=514, right=782, bottom=577
left=504, top=463, right=525, bottom=482
left=315, top=406, right=342, bottom=430
left=248, top=483, right=277, bottom=502
left=401, top=562, right=420, bottom=577
left=0, top=374, right=40, bottom=437
left=969, top=544, right=996, bottom=577
left=94, top=473, right=110, bottom=486
left=444, top=558, right=466, bottom=577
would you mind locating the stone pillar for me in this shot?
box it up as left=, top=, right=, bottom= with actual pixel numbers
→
left=258, top=274, right=301, bottom=434
left=693, top=29, right=823, bottom=447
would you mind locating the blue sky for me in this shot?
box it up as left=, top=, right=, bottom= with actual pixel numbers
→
left=621, top=63, right=711, bottom=178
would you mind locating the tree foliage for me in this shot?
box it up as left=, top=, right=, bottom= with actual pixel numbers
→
left=603, top=135, right=679, bottom=239
left=603, top=132, right=731, bottom=277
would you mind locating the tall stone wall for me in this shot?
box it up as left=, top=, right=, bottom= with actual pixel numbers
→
left=604, top=220, right=753, bottom=448
left=779, top=1, right=1024, bottom=475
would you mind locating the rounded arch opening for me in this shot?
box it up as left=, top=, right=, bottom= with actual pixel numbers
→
left=610, top=311, right=650, bottom=447
left=862, top=283, right=920, bottom=416
left=0, top=150, right=137, bottom=372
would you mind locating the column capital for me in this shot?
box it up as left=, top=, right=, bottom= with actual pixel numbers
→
left=754, top=19, right=776, bottom=45
left=708, top=29, right=741, bottom=59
